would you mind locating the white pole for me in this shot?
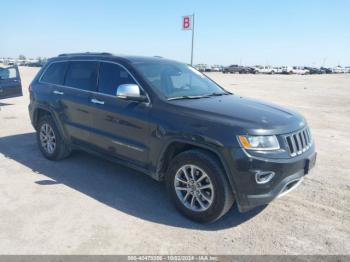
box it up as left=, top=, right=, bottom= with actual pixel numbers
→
left=190, top=13, right=195, bottom=66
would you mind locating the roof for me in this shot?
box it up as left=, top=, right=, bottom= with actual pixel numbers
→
left=55, top=52, right=176, bottom=64
left=58, top=52, right=113, bottom=57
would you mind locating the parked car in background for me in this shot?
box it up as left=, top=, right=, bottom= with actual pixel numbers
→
left=293, top=66, right=309, bottom=75
left=211, top=65, right=223, bottom=72
left=320, top=67, right=332, bottom=74
left=279, top=66, right=292, bottom=74
left=304, top=67, right=325, bottom=74
left=244, top=66, right=257, bottom=74
left=26, top=59, right=44, bottom=67
left=25, top=59, right=38, bottom=66
left=223, top=65, right=255, bottom=74
left=16, top=60, right=26, bottom=66
left=28, top=61, right=42, bottom=67
left=282, top=66, right=309, bottom=75
left=6, top=60, right=16, bottom=66
left=332, top=66, right=347, bottom=74
left=196, top=64, right=205, bottom=72
left=195, top=64, right=211, bottom=72
left=223, top=65, right=241, bottom=74
left=0, top=65, right=23, bottom=99
left=255, top=66, right=276, bottom=74
left=272, top=67, right=284, bottom=74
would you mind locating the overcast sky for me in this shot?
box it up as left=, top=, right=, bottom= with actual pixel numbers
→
left=2, top=0, right=350, bottom=66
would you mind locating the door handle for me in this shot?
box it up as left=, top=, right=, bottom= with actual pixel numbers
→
left=91, top=98, right=105, bottom=105
left=53, top=90, right=64, bottom=95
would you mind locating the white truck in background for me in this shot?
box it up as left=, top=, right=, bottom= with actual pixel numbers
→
left=282, top=66, right=309, bottom=75
left=255, top=66, right=275, bottom=74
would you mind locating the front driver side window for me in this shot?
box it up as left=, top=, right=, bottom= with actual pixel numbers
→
left=98, top=62, right=136, bottom=96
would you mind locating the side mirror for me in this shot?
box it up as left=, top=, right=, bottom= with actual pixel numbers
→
left=116, top=84, right=148, bottom=102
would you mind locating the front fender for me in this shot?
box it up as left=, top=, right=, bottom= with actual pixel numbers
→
left=155, top=137, right=239, bottom=197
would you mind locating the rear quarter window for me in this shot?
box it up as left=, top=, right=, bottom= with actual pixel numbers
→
left=40, top=62, right=67, bottom=85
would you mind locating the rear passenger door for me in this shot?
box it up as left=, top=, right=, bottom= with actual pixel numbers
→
left=58, top=61, right=99, bottom=144
left=89, top=62, right=151, bottom=167
left=0, top=66, right=22, bottom=99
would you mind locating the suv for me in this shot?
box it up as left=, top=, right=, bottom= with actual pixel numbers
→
left=29, top=53, right=317, bottom=223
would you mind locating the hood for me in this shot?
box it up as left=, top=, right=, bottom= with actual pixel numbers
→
left=169, top=95, right=306, bottom=135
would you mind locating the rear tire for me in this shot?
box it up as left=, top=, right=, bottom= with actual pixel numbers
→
left=36, top=115, right=71, bottom=160
left=166, top=150, right=234, bottom=223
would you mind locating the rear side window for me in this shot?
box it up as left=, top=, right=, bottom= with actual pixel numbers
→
left=65, top=61, right=98, bottom=91
left=41, top=62, right=67, bottom=85
left=98, top=62, right=136, bottom=96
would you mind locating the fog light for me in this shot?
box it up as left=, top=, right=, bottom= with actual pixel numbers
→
left=255, top=171, right=275, bottom=184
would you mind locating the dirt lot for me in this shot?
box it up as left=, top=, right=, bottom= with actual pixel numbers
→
left=0, top=66, right=349, bottom=254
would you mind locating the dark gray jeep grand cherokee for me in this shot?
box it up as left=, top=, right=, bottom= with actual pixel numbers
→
left=29, top=53, right=317, bottom=223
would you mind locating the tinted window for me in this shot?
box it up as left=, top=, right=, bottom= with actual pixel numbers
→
left=41, top=62, right=67, bottom=85
left=65, top=61, right=98, bottom=91
left=98, top=62, right=136, bottom=95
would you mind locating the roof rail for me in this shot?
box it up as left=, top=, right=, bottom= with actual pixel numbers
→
left=58, top=52, right=113, bottom=57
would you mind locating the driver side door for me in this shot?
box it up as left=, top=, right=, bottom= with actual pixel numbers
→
left=0, top=66, right=23, bottom=99
left=89, top=62, right=151, bottom=167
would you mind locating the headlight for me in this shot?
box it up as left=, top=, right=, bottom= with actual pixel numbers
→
left=238, top=135, right=280, bottom=150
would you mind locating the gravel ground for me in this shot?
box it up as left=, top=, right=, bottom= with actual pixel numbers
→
left=0, top=67, right=349, bottom=254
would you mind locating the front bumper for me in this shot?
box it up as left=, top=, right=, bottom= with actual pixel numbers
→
left=223, top=144, right=316, bottom=212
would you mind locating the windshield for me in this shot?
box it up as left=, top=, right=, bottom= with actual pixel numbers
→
left=133, top=62, right=227, bottom=99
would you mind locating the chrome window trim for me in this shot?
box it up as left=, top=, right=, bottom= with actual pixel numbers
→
left=38, top=59, right=151, bottom=104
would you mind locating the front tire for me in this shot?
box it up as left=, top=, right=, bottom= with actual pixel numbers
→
left=166, top=150, right=234, bottom=223
left=36, top=115, right=71, bottom=160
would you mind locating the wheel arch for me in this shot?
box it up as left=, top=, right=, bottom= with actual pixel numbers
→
left=156, top=139, right=237, bottom=195
left=33, top=107, right=51, bottom=129
left=33, top=106, right=68, bottom=141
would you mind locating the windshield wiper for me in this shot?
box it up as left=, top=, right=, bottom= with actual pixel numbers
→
left=206, top=92, right=230, bottom=97
left=167, top=95, right=210, bottom=101
left=167, top=92, right=231, bottom=101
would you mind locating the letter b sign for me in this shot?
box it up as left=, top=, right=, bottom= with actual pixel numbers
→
left=182, top=16, right=192, bottom=30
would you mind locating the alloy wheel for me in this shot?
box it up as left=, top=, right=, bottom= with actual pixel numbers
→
left=39, top=123, right=56, bottom=154
left=174, top=164, right=214, bottom=212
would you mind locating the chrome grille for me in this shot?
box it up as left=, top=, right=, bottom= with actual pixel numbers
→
left=285, top=127, right=312, bottom=157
